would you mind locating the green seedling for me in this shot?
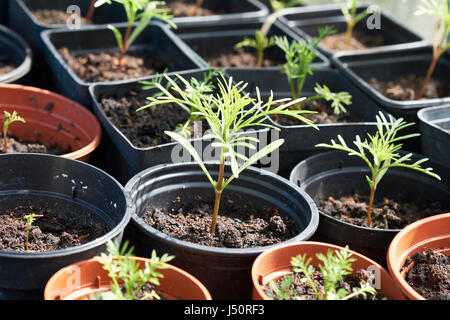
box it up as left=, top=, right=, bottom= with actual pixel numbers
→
left=92, top=239, right=174, bottom=300
left=316, top=112, right=441, bottom=227
left=269, top=0, right=303, bottom=12
left=335, top=0, right=372, bottom=49
left=415, top=0, right=450, bottom=99
left=139, top=75, right=318, bottom=234
left=268, top=246, right=376, bottom=300
left=23, top=213, right=43, bottom=251
left=275, top=30, right=352, bottom=115
left=94, top=0, right=176, bottom=66
left=2, top=110, right=26, bottom=154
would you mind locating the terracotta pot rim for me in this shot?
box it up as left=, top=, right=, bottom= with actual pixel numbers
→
left=0, top=83, right=101, bottom=160
left=387, top=212, right=450, bottom=300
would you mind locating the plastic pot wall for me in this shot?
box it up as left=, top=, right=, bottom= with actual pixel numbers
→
left=289, top=150, right=450, bottom=266
left=224, top=67, right=387, bottom=178
left=277, top=4, right=426, bottom=59
left=41, top=21, right=204, bottom=107
left=418, top=105, right=450, bottom=168
left=0, top=0, right=8, bottom=25
left=0, top=84, right=101, bottom=162
left=0, top=24, right=32, bottom=84
left=332, top=46, right=450, bottom=122
left=124, top=162, right=319, bottom=300
left=175, top=17, right=329, bottom=70
left=0, top=154, right=131, bottom=300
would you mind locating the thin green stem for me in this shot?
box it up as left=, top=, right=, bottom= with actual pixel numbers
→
left=3, top=129, right=7, bottom=154
left=367, top=185, right=375, bottom=228
left=210, top=157, right=225, bottom=234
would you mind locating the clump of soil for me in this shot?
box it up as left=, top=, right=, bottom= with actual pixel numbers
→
left=319, top=193, right=445, bottom=229
left=90, top=283, right=166, bottom=301
left=321, top=30, right=384, bottom=51
left=368, top=74, right=450, bottom=101
left=164, top=1, right=218, bottom=17
left=270, top=99, right=358, bottom=126
left=141, top=194, right=299, bottom=248
left=0, top=206, right=109, bottom=252
left=59, top=48, right=167, bottom=83
left=205, top=47, right=282, bottom=68
left=0, top=62, right=15, bottom=75
left=31, top=9, right=91, bottom=25
left=402, top=249, right=450, bottom=300
left=0, top=135, right=68, bottom=155
left=100, top=91, right=207, bottom=148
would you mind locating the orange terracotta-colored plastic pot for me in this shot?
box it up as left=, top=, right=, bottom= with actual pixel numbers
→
left=252, top=241, right=406, bottom=300
left=44, top=257, right=212, bottom=300
left=0, top=84, right=101, bottom=162
left=387, top=213, right=450, bottom=300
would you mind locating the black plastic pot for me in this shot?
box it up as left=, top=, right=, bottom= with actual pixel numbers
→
left=175, top=17, right=329, bottom=70
left=256, top=0, right=304, bottom=12
left=289, top=150, right=450, bottom=266
left=225, top=67, right=389, bottom=178
left=124, top=162, right=319, bottom=300
left=0, top=24, right=32, bottom=84
left=277, top=4, right=427, bottom=59
left=0, top=153, right=132, bottom=300
left=41, top=21, right=204, bottom=107
left=89, top=68, right=234, bottom=185
left=0, top=0, right=8, bottom=25
left=418, top=104, right=450, bottom=168
left=332, top=46, right=450, bottom=122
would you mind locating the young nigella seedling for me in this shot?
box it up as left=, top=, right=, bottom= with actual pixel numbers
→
left=23, top=213, right=43, bottom=251
left=268, top=246, right=376, bottom=300
left=335, top=0, right=372, bottom=50
left=415, top=0, right=450, bottom=99
left=269, top=0, right=303, bottom=12
left=139, top=75, right=318, bottom=234
left=94, top=0, right=176, bottom=66
left=92, top=239, right=174, bottom=300
left=2, top=110, right=26, bottom=154
left=316, top=112, right=441, bottom=227
left=275, top=30, right=352, bottom=115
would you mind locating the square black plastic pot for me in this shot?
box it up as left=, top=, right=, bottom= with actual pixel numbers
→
left=332, top=46, right=450, bottom=123
left=224, top=67, right=390, bottom=178
left=174, top=17, right=329, bottom=70
left=89, top=68, right=236, bottom=185
left=277, top=4, right=427, bottom=59
left=255, top=0, right=304, bottom=12
left=418, top=105, right=450, bottom=168
left=41, top=21, right=204, bottom=107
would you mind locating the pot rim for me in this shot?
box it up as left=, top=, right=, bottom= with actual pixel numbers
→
left=0, top=153, right=133, bottom=260
left=125, top=161, right=319, bottom=256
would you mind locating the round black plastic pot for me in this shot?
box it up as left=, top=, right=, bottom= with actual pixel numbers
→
left=0, top=24, right=32, bottom=84
left=277, top=4, right=427, bottom=59
left=0, top=0, right=8, bottom=25
left=0, top=154, right=132, bottom=300
left=41, top=21, right=204, bottom=107
left=256, top=0, right=303, bottom=12
left=418, top=104, right=450, bottom=168
left=175, top=17, right=329, bottom=70
left=124, top=162, right=319, bottom=300
left=332, top=46, right=450, bottom=122
left=224, top=67, right=387, bottom=178
left=289, top=150, right=450, bottom=267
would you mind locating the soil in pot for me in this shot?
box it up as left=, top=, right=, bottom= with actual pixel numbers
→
left=368, top=74, right=450, bottom=101
left=402, top=248, right=450, bottom=300
left=269, top=99, right=359, bottom=126
left=319, top=193, right=445, bottom=229
left=163, top=1, right=220, bottom=17
left=0, top=135, right=69, bottom=155
left=0, top=205, right=109, bottom=252
left=0, top=62, right=16, bottom=75
left=142, top=193, right=299, bottom=248
left=29, top=9, right=91, bottom=25
left=265, top=267, right=386, bottom=300
left=321, top=30, right=384, bottom=51
left=59, top=48, right=167, bottom=83
left=99, top=91, right=208, bottom=148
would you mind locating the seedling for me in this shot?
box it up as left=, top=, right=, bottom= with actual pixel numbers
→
left=196, top=0, right=204, bottom=7
left=415, top=0, right=450, bottom=99
left=140, top=67, right=224, bottom=137
left=94, top=0, right=176, bottom=66
left=316, top=112, right=441, bottom=227
left=2, top=110, right=26, bottom=154
left=23, top=213, right=43, bottom=251
left=268, top=246, right=376, bottom=300
left=92, top=239, right=174, bottom=300
left=269, top=0, right=303, bottom=12
left=140, top=75, right=318, bottom=234
left=275, top=32, right=352, bottom=115
left=335, top=0, right=371, bottom=50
